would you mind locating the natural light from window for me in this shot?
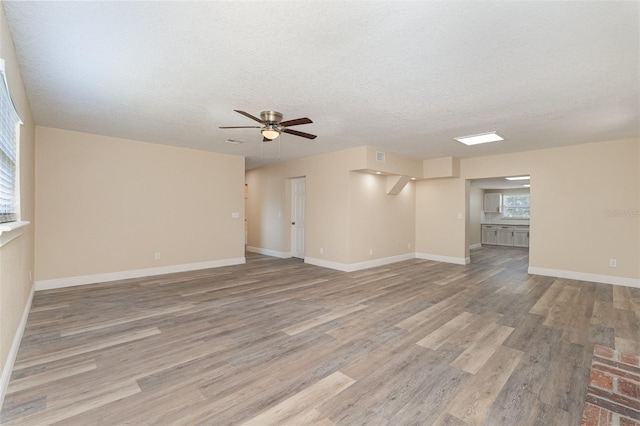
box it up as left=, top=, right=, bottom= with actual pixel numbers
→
left=503, top=194, right=530, bottom=219
left=0, top=58, right=22, bottom=224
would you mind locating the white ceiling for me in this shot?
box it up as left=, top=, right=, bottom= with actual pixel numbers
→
left=4, top=1, right=639, bottom=169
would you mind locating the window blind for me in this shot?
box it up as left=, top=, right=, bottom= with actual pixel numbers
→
left=0, top=58, right=23, bottom=224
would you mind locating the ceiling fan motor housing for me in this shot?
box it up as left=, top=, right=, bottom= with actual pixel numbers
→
left=260, top=110, right=283, bottom=124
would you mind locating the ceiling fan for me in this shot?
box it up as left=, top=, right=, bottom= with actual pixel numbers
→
left=220, top=110, right=317, bottom=142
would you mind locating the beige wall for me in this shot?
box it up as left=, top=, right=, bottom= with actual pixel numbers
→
left=246, top=147, right=415, bottom=266
left=416, top=138, right=639, bottom=280
left=468, top=185, right=483, bottom=246
left=35, top=127, right=245, bottom=281
left=524, top=139, right=638, bottom=279
left=246, top=147, right=363, bottom=263
left=416, top=177, right=467, bottom=260
left=0, top=3, right=35, bottom=399
left=348, top=172, right=415, bottom=263
left=363, top=146, right=423, bottom=177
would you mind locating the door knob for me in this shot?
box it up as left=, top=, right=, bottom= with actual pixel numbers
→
left=291, top=221, right=296, bottom=225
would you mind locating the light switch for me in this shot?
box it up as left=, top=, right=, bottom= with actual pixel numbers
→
left=457, top=213, right=463, bottom=219
left=231, top=212, right=240, bottom=218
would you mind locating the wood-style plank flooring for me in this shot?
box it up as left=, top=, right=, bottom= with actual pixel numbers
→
left=2, top=246, right=639, bottom=425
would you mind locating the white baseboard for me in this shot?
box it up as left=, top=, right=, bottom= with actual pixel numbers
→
left=528, top=266, right=640, bottom=288
left=305, top=253, right=415, bottom=273
left=415, top=252, right=469, bottom=265
left=246, top=246, right=292, bottom=258
left=34, top=257, right=246, bottom=291
left=469, top=243, right=482, bottom=250
left=304, top=257, right=351, bottom=272
left=345, top=253, right=416, bottom=272
left=0, top=282, right=34, bottom=412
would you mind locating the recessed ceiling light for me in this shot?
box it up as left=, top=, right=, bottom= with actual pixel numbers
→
left=375, top=171, right=382, bottom=175
left=505, top=176, right=530, bottom=181
left=454, top=131, right=504, bottom=145
left=522, top=184, right=531, bottom=187
left=411, top=177, right=416, bottom=180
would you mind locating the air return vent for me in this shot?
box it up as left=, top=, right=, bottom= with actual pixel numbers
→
left=376, top=151, right=386, bottom=162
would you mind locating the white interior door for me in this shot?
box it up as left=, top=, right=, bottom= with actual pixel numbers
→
left=291, top=177, right=306, bottom=259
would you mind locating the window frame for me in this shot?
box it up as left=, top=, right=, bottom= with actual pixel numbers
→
left=0, top=58, right=23, bottom=224
left=502, top=193, right=530, bottom=219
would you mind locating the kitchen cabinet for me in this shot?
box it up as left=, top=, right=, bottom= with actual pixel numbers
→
left=483, top=193, right=502, bottom=213
left=481, top=225, right=497, bottom=245
left=514, top=227, right=530, bottom=247
left=497, top=226, right=514, bottom=246
left=482, top=224, right=529, bottom=247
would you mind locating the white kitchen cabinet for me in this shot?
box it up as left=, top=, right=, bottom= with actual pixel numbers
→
left=497, top=226, right=514, bottom=246
left=481, top=225, right=497, bottom=245
left=514, top=228, right=530, bottom=247
left=483, top=193, right=502, bottom=213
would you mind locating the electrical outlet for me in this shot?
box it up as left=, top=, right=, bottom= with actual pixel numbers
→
left=369, top=248, right=374, bottom=256
left=155, top=252, right=161, bottom=260
left=609, top=259, right=617, bottom=267
left=408, top=242, right=411, bottom=249
left=320, top=248, right=324, bottom=254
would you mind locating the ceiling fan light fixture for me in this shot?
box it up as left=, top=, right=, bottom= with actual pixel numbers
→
left=261, top=125, right=280, bottom=140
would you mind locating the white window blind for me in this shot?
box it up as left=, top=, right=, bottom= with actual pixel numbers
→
left=0, top=58, right=23, bottom=224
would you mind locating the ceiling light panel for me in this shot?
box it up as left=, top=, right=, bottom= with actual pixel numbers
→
left=505, top=176, right=530, bottom=181
left=454, top=132, right=505, bottom=145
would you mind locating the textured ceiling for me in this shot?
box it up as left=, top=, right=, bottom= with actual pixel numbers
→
left=3, top=1, right=639, bottom=169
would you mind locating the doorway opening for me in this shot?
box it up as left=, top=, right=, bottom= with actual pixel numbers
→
left=468, top=176, right=530, bottom=271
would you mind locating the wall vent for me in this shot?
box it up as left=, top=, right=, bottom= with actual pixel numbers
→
left=376, top=151, right=386, bottom=162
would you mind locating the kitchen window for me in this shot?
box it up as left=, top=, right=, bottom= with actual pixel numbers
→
left=503, top=194, right=530, bottom=219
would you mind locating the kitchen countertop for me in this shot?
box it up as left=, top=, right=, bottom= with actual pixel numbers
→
left=481, top=223, right=530, bottom=226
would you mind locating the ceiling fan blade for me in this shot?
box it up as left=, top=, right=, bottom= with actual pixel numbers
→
left=234, top=110, right=264, bottom=124
left=280, top=117, right=313, bottom=127
left=282, top=128, right=317, bottom=139
left=219, top=126, right=262, bottom=129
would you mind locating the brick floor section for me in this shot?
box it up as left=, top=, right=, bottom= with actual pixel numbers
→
left=581, top=344, right=640, bottom=426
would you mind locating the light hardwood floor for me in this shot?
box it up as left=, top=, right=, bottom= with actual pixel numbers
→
left=2, top=246, right=639, bottom=425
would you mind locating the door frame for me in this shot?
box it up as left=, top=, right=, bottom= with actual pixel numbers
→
left=290, top=177, right=306, bottom=259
